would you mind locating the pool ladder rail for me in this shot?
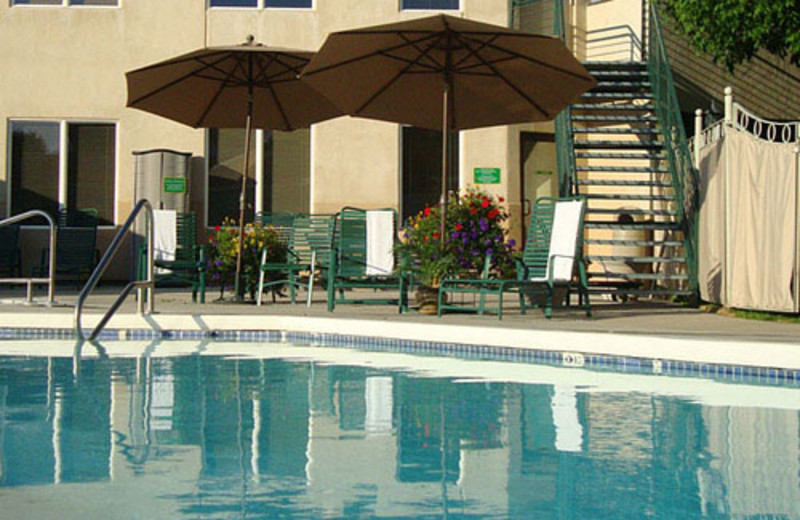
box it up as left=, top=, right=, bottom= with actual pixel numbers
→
left=0, top=210, right=57, bottom=305
left=74, top=199, right=155, bottom=341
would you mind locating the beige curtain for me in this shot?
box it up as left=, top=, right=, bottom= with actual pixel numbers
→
left=727, top=129, right=798, bottom=312
left=697, top=136, right=727, bottom=304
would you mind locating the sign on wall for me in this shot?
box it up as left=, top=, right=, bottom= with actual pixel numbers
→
left=474, top=167, right=501, bottom=184
left=164, top=177, right=187, bottom=194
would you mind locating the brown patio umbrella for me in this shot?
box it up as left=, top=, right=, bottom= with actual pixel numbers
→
left=301, top=14, right=595, bottom=234
left=127, top=39, right=342, bottom=299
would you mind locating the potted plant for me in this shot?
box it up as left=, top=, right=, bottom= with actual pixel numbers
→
left=207, top=218, right=287, bottom=301
left=396, top=189, right=517, bottom=313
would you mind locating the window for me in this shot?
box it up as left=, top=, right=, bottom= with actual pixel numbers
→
left=207, top=128, right=310, bottom=226
left=11, top=0, right=118, bottom=6
left=401, top=0, right=459, bottom=10
left=208, top=0, right=312, bottom=8
left=208, top=0, right=257, bottom=6
left=402, top=127, right=459, bottom=221
left=9, top=121, right=116, bottom=225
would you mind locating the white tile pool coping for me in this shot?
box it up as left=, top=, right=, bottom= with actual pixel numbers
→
left=2, top=310, right=799, bottom=372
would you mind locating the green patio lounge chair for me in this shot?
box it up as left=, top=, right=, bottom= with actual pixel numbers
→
left=39, top=208, right=99, bottom=289
left=437, top=196, right=591, bottom=319
left=256, top=213, right=336, bottom=306
left=0, top=224, right=21, bottom=277
left=326, top=207, right=408, bottom=313
left=138, top=211, right=206, bottom=303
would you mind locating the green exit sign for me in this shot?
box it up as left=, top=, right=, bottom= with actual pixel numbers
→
left=474, top=167, right=500, bottom=184
left=164, top=177, right=186, bottom=194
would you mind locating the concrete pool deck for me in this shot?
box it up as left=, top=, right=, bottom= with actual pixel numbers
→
left=0, top=285, right=799, bottom=370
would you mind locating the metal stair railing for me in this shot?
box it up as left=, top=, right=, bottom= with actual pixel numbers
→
left=646, top=1, right=700, bottom=297
left=74, top=199, right=155, bottom=341
left=586, top=25, right=644, bottom=62
left=0, top=210, right=57, bottom=304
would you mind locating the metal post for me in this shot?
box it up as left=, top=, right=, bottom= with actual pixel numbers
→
left=723, top=87, right=732, bottom=306
left=694, top=109, right=703, bottom=169
left=724, top=86, right=733, bottom=126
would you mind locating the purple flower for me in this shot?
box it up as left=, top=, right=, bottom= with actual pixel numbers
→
left=508, top=238, right=516, bottom=247
left=479, top=218, right=489, bottom=232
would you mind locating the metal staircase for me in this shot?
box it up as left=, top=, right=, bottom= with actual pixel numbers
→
left=570, top=60, right=693, bottom=300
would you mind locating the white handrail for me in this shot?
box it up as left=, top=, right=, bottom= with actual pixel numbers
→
left=0, top=210, right=57, bottom=304
left=74, top=199, right=155, bottom=341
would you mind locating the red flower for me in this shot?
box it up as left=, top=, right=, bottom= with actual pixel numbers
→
left=433, top=232, right=440, bottom=239
left=424, top=207, right=431, bottom=216
left=481, top=198, right=490, bottom=208
left=454, top=224, right=462, bottom=231
left=488, top=209, right=499, bottom=219
left=470, top=208, right=477, bottom=215
left=214, top=225, right=221, bottom=232
left=498, top=197, right=505, bottom=203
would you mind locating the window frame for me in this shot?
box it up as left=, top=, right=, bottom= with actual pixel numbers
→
left=207, top=0, right=314, bottom=10
left=204, top=127, right=313, bottom=228
left=6, top=118, right=119, bottom=228
left=10, top=0, right=120, bottom=8
left=399, top=0, right=460, bottom=12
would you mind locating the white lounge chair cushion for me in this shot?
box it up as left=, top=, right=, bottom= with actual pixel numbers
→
left=366, top=210, right=394, bottom=275
left=529, top=199, right=584, bottom=283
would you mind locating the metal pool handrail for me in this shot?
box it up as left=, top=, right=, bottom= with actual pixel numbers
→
left=0, top=210, right=57, bottom=304
left=75, top=199, right=155, bottom=341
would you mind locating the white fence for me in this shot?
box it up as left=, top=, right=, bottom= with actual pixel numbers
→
left=693, top=87, right=800, bottom=313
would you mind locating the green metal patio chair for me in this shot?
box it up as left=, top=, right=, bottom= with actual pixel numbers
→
left=138, top=211, right=206, bottom=303
left=326, top=207, right=408, bottom=313
left=0, top=224, right=22, bottom=277
left=256, top=213, right=336, bottom=306
left=39, top=208, right=99, bottom=289
left=437, top=196, right=591, bottom=319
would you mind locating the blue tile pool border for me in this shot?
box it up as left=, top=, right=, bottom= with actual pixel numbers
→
left=1, top=326, right=798, bottom=389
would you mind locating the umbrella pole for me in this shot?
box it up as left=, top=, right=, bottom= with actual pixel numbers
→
left=440, top=81, right=451, bottom=250
left=234, top=101, right=253, bottom=301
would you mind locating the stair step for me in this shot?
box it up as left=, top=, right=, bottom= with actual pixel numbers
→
left=574, top=139, right=663, bottom=150
left=591, top=81, right=652, bottom=92
left=585, top=239, right=685, bottom=247
left=582, top=92, right=654, bottom=101
left=577, top=179, right=673, bottom=187
left=589, top=70, right=650, bottom=81
left=572, top=127, right=661, bottom=135
left=583, top=60, right=647, bottom=71
left=587, top=208, right=679, bottom=217
left=584, top=193, right=676, bottom=201
left=576, top=151, right=666, bottom=160
left=572, top=103, right=655, bottom=112
left=576, top=165, right=669, bottom=173
left=585, top=221, right=682, bottom=231
left=572, top=114, right=658, bottom=124
left=587, top=271, right=690, bottom=281
left=587, top=255, right=687, bottom=263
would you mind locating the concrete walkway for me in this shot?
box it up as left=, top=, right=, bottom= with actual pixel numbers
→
left=1, top=284, right=799, bottom=370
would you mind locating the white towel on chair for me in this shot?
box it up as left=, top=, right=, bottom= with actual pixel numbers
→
left=547, top=200, right=583, bottom=282
left=366, top=210, right=394, bottom=275
left=152, top=210, right=177, bottom=272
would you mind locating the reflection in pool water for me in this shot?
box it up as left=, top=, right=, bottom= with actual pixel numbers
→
left=0, top=343, right=799, bottom=519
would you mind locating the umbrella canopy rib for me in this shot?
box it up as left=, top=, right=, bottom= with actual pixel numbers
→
left=128, top=54, right=232, bottom=106
left=353, top=34, right=452, bottom=116
left=194, top=57, right=248, bottom=128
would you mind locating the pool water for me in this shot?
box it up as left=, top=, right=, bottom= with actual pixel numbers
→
left=1, top=341, right=799, bottom=519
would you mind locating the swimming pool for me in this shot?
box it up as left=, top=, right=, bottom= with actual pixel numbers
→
left=1, top=339, right=799, bottom=519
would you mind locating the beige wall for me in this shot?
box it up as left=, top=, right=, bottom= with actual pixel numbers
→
left=0, top=0, right=571, bottom=280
